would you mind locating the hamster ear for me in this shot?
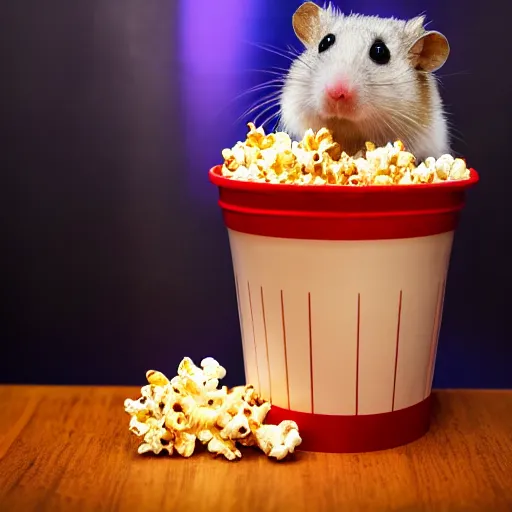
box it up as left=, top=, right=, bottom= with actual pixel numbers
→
left=293, top=2, right=322, bottom=46
left=405, top=15, right=426, bottom=36
left=408, top=31, right=450, bottom=72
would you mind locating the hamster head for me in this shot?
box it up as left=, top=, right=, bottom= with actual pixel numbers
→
left=279, top=1, right=451, bottom=158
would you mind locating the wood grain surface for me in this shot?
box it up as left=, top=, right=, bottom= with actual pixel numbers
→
left=0, top=386, right=510, bottom=512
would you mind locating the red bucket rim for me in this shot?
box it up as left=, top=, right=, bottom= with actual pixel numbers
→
left=209, top=164, right=479, bottom=194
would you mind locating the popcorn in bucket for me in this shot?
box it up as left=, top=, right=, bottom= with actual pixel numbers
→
left=209, top=124, right=479, bottom=453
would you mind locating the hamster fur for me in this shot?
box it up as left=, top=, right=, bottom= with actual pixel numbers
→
left=279, top=1, right=451, bottom=160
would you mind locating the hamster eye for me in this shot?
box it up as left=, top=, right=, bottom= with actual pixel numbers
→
left=318, top=34, right=336, bottom=53
left=369, top=40, right=391, bottom=64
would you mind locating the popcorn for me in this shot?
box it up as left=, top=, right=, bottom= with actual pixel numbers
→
left=374, top=175, right=394, bottom=186
left=450, top=158, right=469, bottom=180
left=414, top=162, right=434, bottom=184
left=220, top=123, right=471, bottom=186
left=124, top=356, right=302, bottom=461
left=395, top=151, right=415, bottom=168
left=254, top=421, right=303, bottom=461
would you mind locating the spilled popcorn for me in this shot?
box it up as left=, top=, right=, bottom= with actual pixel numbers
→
left=124, top=357, right=302, bottom=461
left=220, top=123, right=471, bottom=186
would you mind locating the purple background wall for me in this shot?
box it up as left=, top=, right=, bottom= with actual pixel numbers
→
left=1, top=0, right=510, bottom=389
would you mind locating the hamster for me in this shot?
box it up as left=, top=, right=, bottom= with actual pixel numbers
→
left=278, top=1, right=451, bottom=160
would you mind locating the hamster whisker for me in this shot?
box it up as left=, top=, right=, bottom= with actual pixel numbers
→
left=216, top=80, right=281, bottom=119
left=246, top=69, right=287, bottom=78
left=286, top=44, right=301, bottom=56
left=260, top=110, right=282, bottom=131
left=271, top=66, right=292, bottom=74
left=366, top=70, right=421, bottom=88
left=366, top=68, right=415, bottom=86
left=447, top=132, right=467, bottom=147
left=361, top=113, right=385, bottom=143
left=374, top=96, right=428, bottom=114
left=264, top=45, right=301, bottom=61
left=258, top=41, right=301, bottom=59
left=245, top=41, right=296, bottom=63
left=241, top=91, right=282, bottom=114
left=366, top=79, right=420, bottom=87
left=435, top=70, right=471, bottom=79
left=238, top=94, right=282, bottom=123
left=444, top=118, right=464, bottom=133
left=253, top=77, right=309, bottom=93
left=264, top=43, right=314, bottom=72
left=386, top=116, right=416, bottom=139
left=294, top=56, right=314, bottom=71
left=253, top=69, right=309, bottom=85
left=385, top=117, right=429, bottom=149
left=253, top=102, right=281, bottom=126
left=248, top=81, right=286, bottom=91
left=381, top=109, right=429, bottom=134
left=440, top=107, right=460, bottom=120
left=443, top=120, right=467, bottom=146
left=244, top=79, right=286, bottom=93
left=386, top=106, right=430, bottom=128
left=230, top=85, right=283, bottom=105
left=366, top=105, right=410, bottom=145
left=365, top=114, right=401, bottom=146
left=365, top=103, right=420, bottom=146
left=228, top=80, right=284, bottom=106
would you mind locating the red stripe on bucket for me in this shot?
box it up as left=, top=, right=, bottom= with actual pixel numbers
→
left=356, top=293, right=361, bottom=415
left=209, top=166, right=479, bottom=241
left=260, top=286, right=272, bottom=401
left=265, top=395, right=432, bottom=453
left=308, top=292, right=314, bottom=414
left=280, top=290, right=291, bottom=410
left=391, top=290, right=403, bottom=412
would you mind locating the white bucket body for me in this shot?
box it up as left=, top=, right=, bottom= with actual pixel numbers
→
left=229, top=229, right=453, bottom=416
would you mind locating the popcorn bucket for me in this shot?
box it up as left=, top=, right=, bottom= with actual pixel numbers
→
left=209, top=166, right=479, bottom=453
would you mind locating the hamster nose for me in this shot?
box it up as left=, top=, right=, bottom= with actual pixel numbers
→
left=326, top=82, right=353, bottom=101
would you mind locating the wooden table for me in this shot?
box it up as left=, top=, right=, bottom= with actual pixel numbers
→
left=0, top=386, right=511, bottom=512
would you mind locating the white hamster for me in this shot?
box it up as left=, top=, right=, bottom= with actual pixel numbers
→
left=279, top=1, right=451, bottom=160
